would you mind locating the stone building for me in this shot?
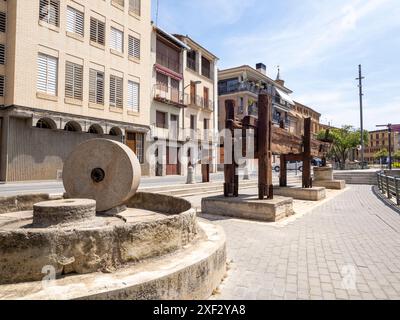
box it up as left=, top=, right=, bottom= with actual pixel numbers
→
left=364, top=129, right=399, bottom=163
left=290, top=101, right=321, bottom=137
left=149, top=27, right=218, bottom=176
left=0, top=0, right=152, bottom=182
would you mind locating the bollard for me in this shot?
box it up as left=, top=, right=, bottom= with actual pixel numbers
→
left=186, top=166, right=196, bottom=184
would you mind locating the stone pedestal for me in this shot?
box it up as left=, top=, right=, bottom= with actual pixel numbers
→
left=313, top=166, right=346, bottom=190
left=274, top=186, right=326, bottom=201
left=201, top=195, right=294, bottom=222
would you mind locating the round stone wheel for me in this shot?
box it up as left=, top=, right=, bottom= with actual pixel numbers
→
left=63, top=139, right=141, bottom=212
left=33, top=199, right=96, bottom=227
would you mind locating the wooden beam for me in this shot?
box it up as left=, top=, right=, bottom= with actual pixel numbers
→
left=258, top=94, right=273, bottom=200
left=224, top=100, right=239, bottom=197
left=280, top=154, right=287, bottom=187
left=302, top=117, right=312, bottom=188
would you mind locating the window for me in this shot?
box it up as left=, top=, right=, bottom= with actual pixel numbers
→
left=156, top=72, right=168, bottom=92
left=0, top=44, right=5, bottom=65
left=187, top=50, right=196, bottom=71
left=0, top=12, right=6, bottom=33
left=37, top=53, right=58, bottom=95
left=156, top=38, right=180, bottom=73
left=156, top=111, right=167, bottom=128
left=128, top=80, right=139, bottom=112
left=89, top=69, right=104, bottom=105
left=110, top=75, right=123, bottom=108
left=66, top=6, right=84, bottom=37
left=0, top=75, right=4, bottom=97
left=204, top=119, right=210, bottom=130
left=112, top=0, right=125, bottom=7
left=202, top=56, right=211, bottom=79
left=65, top=62, right=83, bottom=100
left=190, top=115, right=196, bottom=130
left=128, top=35, right=140, bottom=60
left=129, top=0, right=141, bottom=16
left=90, top=18, right=105, bottom=45
left=110, top=27, right=124, bottom=53
left=39, top=0, right=60, bottom=27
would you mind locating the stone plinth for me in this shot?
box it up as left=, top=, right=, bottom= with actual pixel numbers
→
left=201, top=195, right=294, bottom=222
left=314, top=166, right=334, bottom=181
left=313, top=166, right=346, bottom=190
left=33, top=199, right=96, bottom=227
left=274, top=186, right=326, bottom=201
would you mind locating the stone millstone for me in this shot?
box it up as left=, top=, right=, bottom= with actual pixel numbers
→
left=33, top=199, right=96, bottom=227
left=63, top=139, right=141, bottom=212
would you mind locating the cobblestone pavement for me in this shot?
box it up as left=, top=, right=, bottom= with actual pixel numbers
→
left=204, top=185, right=400, bottom=300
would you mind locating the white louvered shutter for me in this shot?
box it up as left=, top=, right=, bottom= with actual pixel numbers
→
left=39, top=0, right=60, bottom=27
left=89, top=69, right=104, bottom=104
left=37, top=53, right=58, bottom=95
left=90, top=18, right=105, bottom=45
left=110, top=75, right=123, bottom=108
left=128, top=35, right=140, bottom=59
left=128, top=80, right=139, bottom=112
left=65, top=62, right=83, bottom=100
left=67, top=6, right=84, bottom=36
left=110, top=27, right=123, bottom=53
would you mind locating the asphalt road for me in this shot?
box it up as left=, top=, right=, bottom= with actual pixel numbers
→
left=0, top=171, right=302, bottom=196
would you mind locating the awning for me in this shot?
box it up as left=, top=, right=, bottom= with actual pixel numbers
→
left=154, top=64, right=183, bottom=81
left=275, top=88, right=295, bottom=106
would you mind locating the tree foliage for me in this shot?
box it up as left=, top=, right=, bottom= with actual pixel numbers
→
left=374, top=148, right=389, bottom=160
left=317, top=125, right=369, bottom=169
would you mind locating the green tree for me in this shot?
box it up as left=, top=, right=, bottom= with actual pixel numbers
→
left=374, top=148, right=389, bottom=161
left=317, top=125, right=369, bottom=170
left=393, top=150, right=400, bottom=161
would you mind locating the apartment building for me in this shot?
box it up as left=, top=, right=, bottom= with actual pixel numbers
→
left=0, top=0, right=151, bottom=182
left=364, top=129, right=399, bottom=163
left=149, top=27, right=218, bottom=176
left=218, top=64, right=295, bottom=132
left=290, top=101, right=321, bottom=137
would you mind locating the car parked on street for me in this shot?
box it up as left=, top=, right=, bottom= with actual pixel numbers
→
left=272, top=161, right=303, bottom=173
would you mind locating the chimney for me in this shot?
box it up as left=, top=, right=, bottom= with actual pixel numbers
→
left=256, top=63, right=266, bottom=75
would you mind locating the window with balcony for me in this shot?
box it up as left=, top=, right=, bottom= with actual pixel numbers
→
left=39, top=0, right=60, bottom=27
left=201, top=56, right=211, bottom=79
left=203, top=87, right=210, bottom=109
left=129, top=0, right=141, bottom=16
left=66, top=6, right=84, bottom=37
left=128, top=35, right=140, bottom=60
left=190, top=115, right=196, bottom=130
left=89, top=69, right=104, bottom=105
left=90, top=18, right=105, bottom=46
left=156, top=38, right=180, bottom=73
left=187, top=50, right=196, bottom=71
left=110, top=75, right=123, bottom=108
left=65, top=61, right=83, bottom=100
left=37, top=53, right=58, bottom=96
left=110, top=27, right=124, bottom=53
left=128, top=80, right=140, bottom=112
left=218, top=78, right=239, bottom=95
left=156, top=72, right=168, bottom=92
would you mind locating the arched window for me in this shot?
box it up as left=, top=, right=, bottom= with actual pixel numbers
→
left=64, top=121, right=82, bottom=132
left=88, top=124, right=104, bottom=134
left=109, top=127, right=122, bottom=136
left=36, top=118, right=57, bottom=130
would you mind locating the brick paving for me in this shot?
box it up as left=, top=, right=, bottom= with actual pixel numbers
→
left=204, top=185, right=400, bottom=300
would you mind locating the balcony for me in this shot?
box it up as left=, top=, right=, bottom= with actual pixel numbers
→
left=153, top=84, right=189, bottom=108
left=156, top=52, right=180, bottom=74
left=151, top=126, right=214, bottom=143
left=189, top=95, right=214, bottom=111
left=187, top=58, right=197, bottom=72
left=219, top=82, right=261, bottom=96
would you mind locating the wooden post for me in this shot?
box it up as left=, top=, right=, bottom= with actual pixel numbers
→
left=280, top=154, right=287, bottom=187
left=224, top=100, right=239, bottom=197
left=258, top=94, right=273, bottom=200
left=302, top=117, right=312, bottom=188
left=202, top=164, right=210, bottom=183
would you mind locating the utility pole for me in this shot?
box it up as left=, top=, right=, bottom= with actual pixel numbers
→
left=356, top=65, right=365, bottom=169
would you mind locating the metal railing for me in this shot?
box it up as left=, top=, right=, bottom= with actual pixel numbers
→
left=189, top=94, right=214, bottom=111
left=377, top=172, right=400, bottom=205
left=153, top=84, right=189, bottom=106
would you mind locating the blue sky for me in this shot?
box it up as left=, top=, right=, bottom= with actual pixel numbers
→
left=151, top=0, right=400, bottom=131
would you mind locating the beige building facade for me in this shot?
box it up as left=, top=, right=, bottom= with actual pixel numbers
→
left=148, top=27, right=218, bottom=177
left=0, top=0, right=152, bottom=181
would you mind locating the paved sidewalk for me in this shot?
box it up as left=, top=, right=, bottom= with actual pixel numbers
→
left=204, top=185, right=400, bottom=300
